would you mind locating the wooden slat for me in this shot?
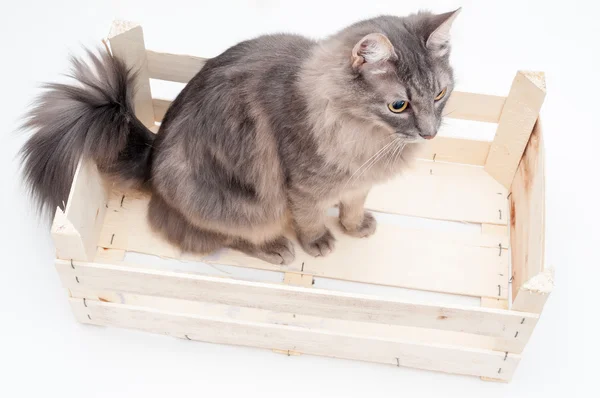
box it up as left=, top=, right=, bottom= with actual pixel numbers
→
left=51, top=160, right=108, bottom=261
left=69, top=288, right=502, bottom=352
left=485, top=71, right=546, bottom=188
left=56, top=259, right=536, bottom=350
left=445, top=91, right=506, bottom=123
left=147, top=50, right=207, bottom=83
left=71, top=287, right=532, bottom=365
left=509, top=121, right=553, bottom=312
left=152, top=98, right=170, bottom=121
left=480, top=295, right=509, bottom=382
left=415, top=137, right=491, bottom=166
left=366, top=159, right=508, bottom=225
left=302, top=221, right=508, bottom=298
left=70, top=298, right=520, bottom=380
left=481, top=224, right=509, bottom=236
left=481, top=297, right=509, bottom=310
left=97, top=189, right=509, bottom=297
left=107, top=20, right=155, bottom=127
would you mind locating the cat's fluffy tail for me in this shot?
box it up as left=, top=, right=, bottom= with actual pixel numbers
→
left=19, top=49, right=155, bottom=218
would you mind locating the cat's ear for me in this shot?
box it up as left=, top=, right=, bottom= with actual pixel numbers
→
left=351, top=33, right=397, bottom=72
left=425, top=8, right=461, bottom=54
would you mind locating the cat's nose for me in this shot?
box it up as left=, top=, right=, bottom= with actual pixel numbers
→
left=416, top=118, right=437, bottom=140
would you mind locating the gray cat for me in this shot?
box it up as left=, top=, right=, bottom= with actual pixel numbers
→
left=20, top=9, right=460, bottom=265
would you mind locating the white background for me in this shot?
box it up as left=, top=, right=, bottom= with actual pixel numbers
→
left=1, top=0, right=597, bottom=396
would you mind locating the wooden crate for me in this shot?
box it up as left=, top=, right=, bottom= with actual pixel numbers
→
left=51, top=20, right=553, bottom=382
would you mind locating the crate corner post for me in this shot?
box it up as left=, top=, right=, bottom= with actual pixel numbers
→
left=485, top=70, right=546, bottom=189
left=106, top=19, right=155, bottom=127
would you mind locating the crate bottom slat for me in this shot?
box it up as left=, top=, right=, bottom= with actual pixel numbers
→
left=97, top=188, right=509, bottom=299
left=70, top=297, right=519, bottom=381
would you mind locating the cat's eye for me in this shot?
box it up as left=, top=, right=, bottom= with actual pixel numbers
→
left=434, top=88, right=447, bottom=101
left=388, top=100, right=409, bottom=113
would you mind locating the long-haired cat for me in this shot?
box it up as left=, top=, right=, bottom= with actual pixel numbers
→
left=20, top=9, right=460, bottom=265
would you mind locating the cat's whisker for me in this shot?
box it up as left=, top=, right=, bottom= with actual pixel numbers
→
left=384, top=139, right=402, bottom=170
left=352, top=137, right=401, bottom=184
left=388, top=139, right=406, bottom=170
left=343, top=137, right=397, bottom=189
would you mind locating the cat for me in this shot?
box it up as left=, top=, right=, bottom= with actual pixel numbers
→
left=20, top=9, right=460, bottom=265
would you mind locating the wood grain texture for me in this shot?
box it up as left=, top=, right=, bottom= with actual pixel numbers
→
left=366, top=159, right=508, bottom=225
left=509, top=121, right=553, bottom=312
left=107, top=20, right=155, bottom=127
left=147, top=50, right=207, bottom=83
left=415, top=137, right=491, bottom=166
left=97, top=188, right=509, bottom=297
left=485, top=71, right=546, bottom=188
left=56, top=259, right=536, bottom=350
left=444, top=91, right=506, bottom=123
left=51, top=160, right=108, bottom=261
left=152, top=98, right=170, bottom=121
left=68, top=288, right=505, bottom=352
left=70, top=298, right=520, bottom=380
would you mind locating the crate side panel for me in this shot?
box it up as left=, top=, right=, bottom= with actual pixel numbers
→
left=107, top=21, right=155, bottom=127
left=57, top=260, right=537, bottom=349
left=71, top=298, right=519, bottom=380
left=69, top=288, right=522, bottom=352
left=147, top=50, right=207, bottom=83
left=509, top=121, right=553, bottom=312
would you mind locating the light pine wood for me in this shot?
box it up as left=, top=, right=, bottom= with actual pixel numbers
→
left=485, top=71, right=546, bottom=188
left=283, top=272, right=314, bottom=287
left=70, top=298, right=520, bottom=380
left=68, top=288, right=503, bottom=351
left=480, top=293, right=510, bottom=381
left=481, top=297, right=509, bottom=310
left=56, top=259, right=537, bottom=351
left=366, top=159, right=508, bottom=225
left=146, top=50, right=207, bottom=83
left=416, top=137, right=491, bottom=166
left=444, top=91, right=506, bottom=123
left=152, top=98, right=171, bottom=121
left=107, top=20, right=155, bottom=127
left=51, top=160, right=108, bottom=261
left=481, top=224, right=509, bottom=236
left=97, top=189, right=509, bottom=297
left=509, top=121, right=553, bottom=312
left=70, top=288, right=532, bottom=357
left=512, top=269, right=554, bottom=313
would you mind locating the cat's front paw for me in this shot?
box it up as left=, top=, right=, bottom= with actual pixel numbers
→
left=341, top=211, right=377, bottom=238
left=300, top=229, right=336, bottom=257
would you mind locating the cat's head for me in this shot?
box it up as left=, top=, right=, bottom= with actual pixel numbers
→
left=321, top=9, right=461, bottom=142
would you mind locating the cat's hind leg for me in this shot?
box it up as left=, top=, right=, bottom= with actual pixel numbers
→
left=148, top=193, right=295, bottom=265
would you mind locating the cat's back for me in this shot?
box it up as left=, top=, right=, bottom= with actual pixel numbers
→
left=207, top=33, right=315, bottom=74
left=158, top=33, right=315, bottom=140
